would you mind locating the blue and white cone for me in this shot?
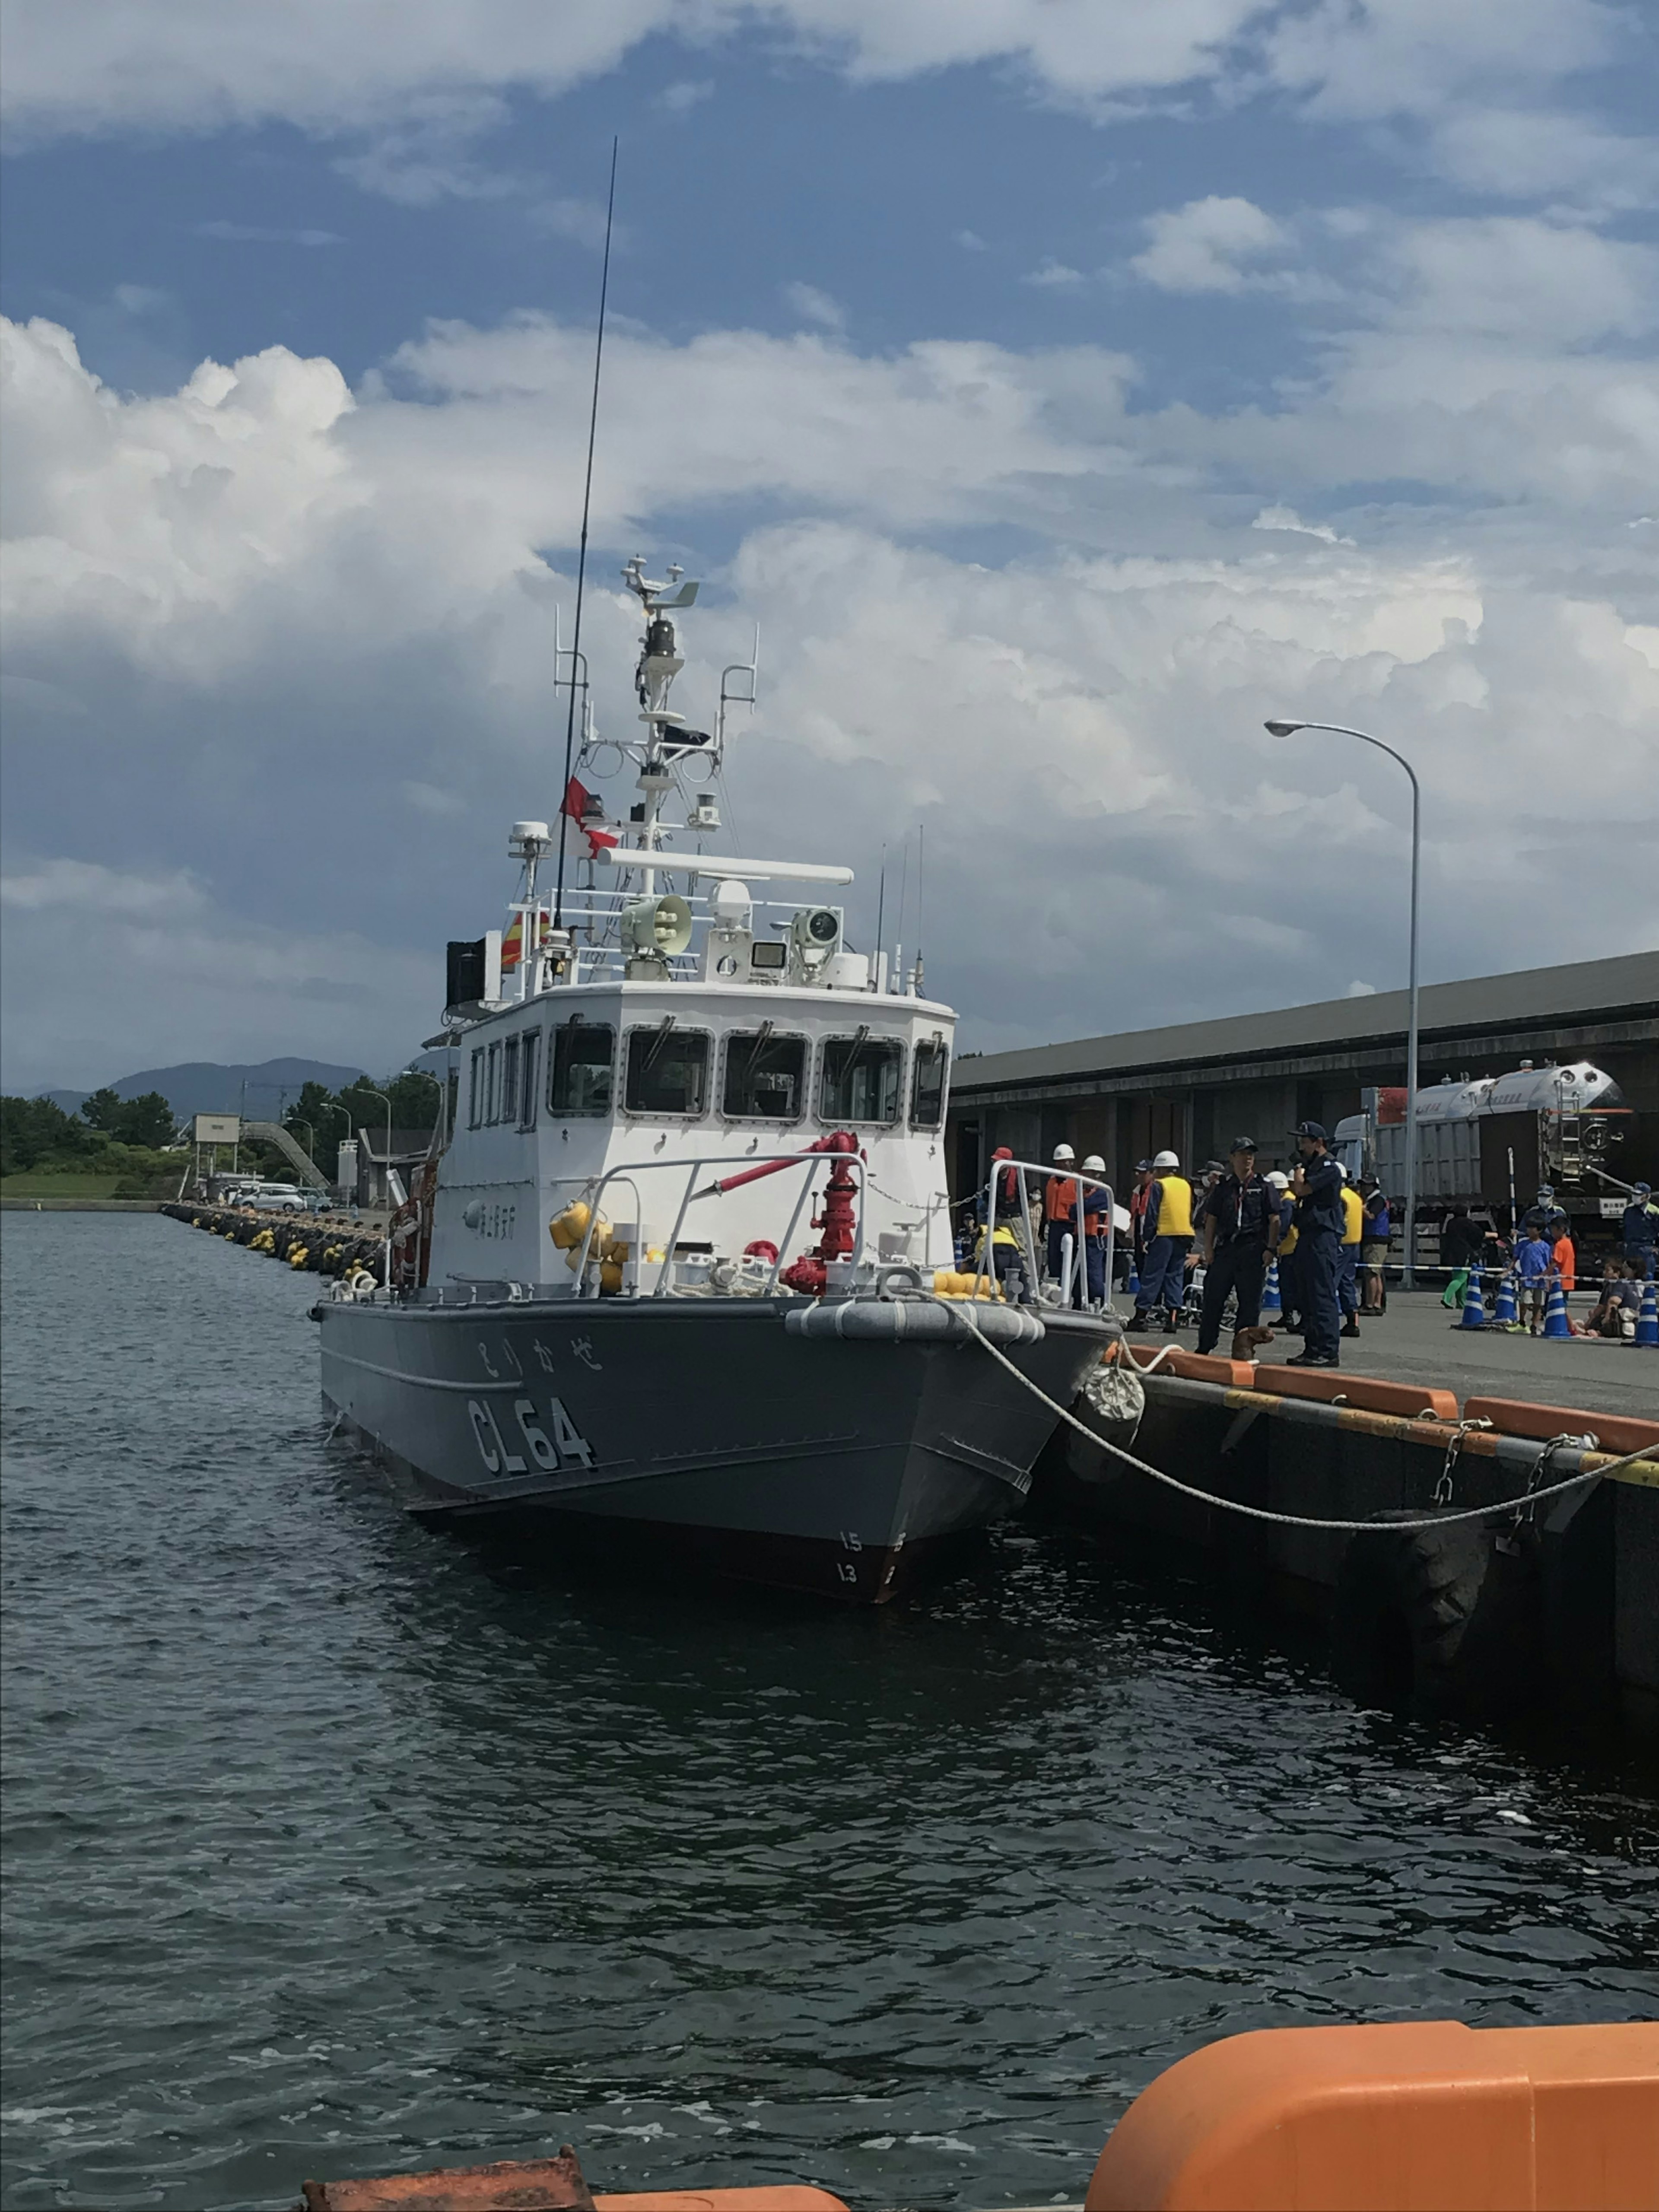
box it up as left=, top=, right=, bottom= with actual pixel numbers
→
left=1127, top=1260, right=1140, bottom=1299
left=1260, top=1258, right=1282, bottom=1319
left=1458, top=1263, right=1487, bottom=1329
left=1635, top=1277, right=1659, bottom=1349
left=1491, top=1271, right=1519, bottom=1329
left=1541, top=1277, right=1572, bottom=1340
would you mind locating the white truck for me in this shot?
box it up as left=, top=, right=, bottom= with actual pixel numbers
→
left=1334, top=1059, right=1641, bottom=1257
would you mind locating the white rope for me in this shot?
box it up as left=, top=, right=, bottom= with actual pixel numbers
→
left=941, top=1300, right=1655, bottom=1532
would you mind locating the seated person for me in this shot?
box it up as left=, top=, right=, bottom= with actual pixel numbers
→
left=1584, top=1262, right=1639, bottom=1337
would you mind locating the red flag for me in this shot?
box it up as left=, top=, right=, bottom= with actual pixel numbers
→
left=562, top=776, right=619, bottom=859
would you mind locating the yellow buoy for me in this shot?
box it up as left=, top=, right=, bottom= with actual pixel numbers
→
left=550, top=1200, right=600, bottom=1249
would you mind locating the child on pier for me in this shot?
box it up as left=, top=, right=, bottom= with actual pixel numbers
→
left=1513, top=1228, right=1552, bottom=1334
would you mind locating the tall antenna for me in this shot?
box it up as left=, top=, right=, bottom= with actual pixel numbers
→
left=915, top=821, right=925, bottom=992
left=553, top=137, right=619, bottom=928
left=893, top=833, right=910, bottom=985
left=874, top=844, right=887, bottom=988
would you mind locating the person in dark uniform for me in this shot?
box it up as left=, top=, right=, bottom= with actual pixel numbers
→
left=1195, top=1138, right=1272, bottom=1355
left=1287, top=1120, right=1344, bottom=1366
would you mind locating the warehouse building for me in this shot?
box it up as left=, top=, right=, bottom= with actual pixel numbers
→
left=946, top=950, right=1659, bottom=1198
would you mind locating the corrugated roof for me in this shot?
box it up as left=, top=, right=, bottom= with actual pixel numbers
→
left=952, top=950, right=1659, bottom=1095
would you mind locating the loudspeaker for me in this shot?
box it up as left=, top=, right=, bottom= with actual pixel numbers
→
left=623, top=894, right=693, bottom=959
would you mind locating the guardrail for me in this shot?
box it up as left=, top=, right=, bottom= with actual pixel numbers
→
left=556, top=1144, right=873, bottom=1299
left=973, top=1157, right=1117, bottom=1313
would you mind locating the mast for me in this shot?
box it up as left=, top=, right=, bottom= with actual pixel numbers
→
left=552, top=138, right=618, bottom=931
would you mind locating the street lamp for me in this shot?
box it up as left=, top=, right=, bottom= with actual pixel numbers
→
left=1264, top=718, right=1421, bottom=1290
left=359, top=1087, right=395, bottom=1287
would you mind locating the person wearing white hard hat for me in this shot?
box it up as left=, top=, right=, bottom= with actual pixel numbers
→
left=1126, top=1148, right=1192, bottom=1332
left=1042, top=1143, right=1080, bottom=1290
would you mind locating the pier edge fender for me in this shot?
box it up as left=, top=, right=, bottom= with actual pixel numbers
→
left=1331, top=1508, right=1545, bottom=1716
left=1084, top=2020, right=1659, bottom=2211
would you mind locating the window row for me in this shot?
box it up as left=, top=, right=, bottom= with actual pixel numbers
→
left=468, top=1023, right=948, bottom=1131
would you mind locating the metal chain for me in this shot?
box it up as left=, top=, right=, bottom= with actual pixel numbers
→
left=937, top=1300, right=1653, bottom=1533
left=1433, top=1418, right=1494, bottom=1506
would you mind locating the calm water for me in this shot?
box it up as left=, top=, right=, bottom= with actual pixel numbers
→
left=3, top=1213, right=1656, bottom=2212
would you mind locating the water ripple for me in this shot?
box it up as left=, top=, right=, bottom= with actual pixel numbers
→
left=3, top=1214, right=1656, bottom=2210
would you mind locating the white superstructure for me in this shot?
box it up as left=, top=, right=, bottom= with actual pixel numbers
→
left=419, top=559, right=955, bottom=1294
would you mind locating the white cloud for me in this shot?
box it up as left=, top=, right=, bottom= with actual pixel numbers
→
left=1131, top=196, right=1287, bottom=293
left=4, top=305, right=1656, bottom=1081
left=1429, top=108, right=1659, bottom=214
left=1023, top=258, right=1086, bottom=289
left=1253, top=505, right=1355, bottom=547
left=7, top=0, right=1645, bottom=208
left=194, top=220, right=344, bottom=245
left=400, top=779, right=466, bottom=817
left=658, top=78, right=714, bottom=112
left=782, top=281, right=845, bottom=332
left=0, top=2, right=1263, bottom=143
left=1383, top=218, right=1659, bottom=344
left=0, top=858, right=206, bottom=917
left=0, top=856, right=434, bottom=1093
left=955, top=230, right=989, bottom=252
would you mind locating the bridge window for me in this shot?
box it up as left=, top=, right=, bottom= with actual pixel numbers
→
left=549, top=1019, right=614, bottom=1118
left=722, top=1029, right=807, bottom=1122
left=468, top=1049, right=484, bottom=1129
left=820, top=1033, right=903, bottom=1125
left=912, top=1038, right=949, bottom=1129
left=517, top=1030, right=539, bottom=1129
left=486, top=1043, right=501, bottom=1123
left=625, top=1023, right=711, bottom=1118
left=500, top=1036, right=519, bottom=1126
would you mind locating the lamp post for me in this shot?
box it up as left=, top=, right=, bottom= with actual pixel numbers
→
left=1264, top=718, right=1421, bottom=1290
left=360, top=1087, right=395, bottom=1287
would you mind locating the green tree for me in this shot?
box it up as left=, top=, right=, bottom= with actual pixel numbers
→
left=1, top=1096, right=96, bottom=1175
left=115, top=1091, right=177, bottom=1148
left=335, top=1071, right=440, bottom=1144
left=81, top=1087, right=126, bottom=1132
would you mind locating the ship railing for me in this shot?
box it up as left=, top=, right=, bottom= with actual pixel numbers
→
left=975, top=1158, right=1118, bottom=1313
left=561, top=1146, right=872, bottom=1300
left=509, top=882, right=847, bottom=994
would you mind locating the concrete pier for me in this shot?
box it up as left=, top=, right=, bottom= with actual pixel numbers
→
left=1040, top=1299, right=1657, bottom=1732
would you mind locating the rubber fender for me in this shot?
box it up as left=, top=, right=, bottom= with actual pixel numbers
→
left=1331, top=1510, right=1545, bottom=1717
left=1259, top=1367, right=1460, bottom=1422
left=1463, top=1395, right=1659, bottom=1459
left=1086, top=2019, right=1659, bottom=2211
left=595, top=2196, right=850, bottom=2210
left=784, top=1299, right=1045, bottom=1344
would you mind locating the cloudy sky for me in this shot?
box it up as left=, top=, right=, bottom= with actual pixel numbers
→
left=3, top=0, right=1656, bottom=1093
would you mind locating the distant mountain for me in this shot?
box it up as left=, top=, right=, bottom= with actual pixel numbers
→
left=32, top=1057, right=369, bottom=1125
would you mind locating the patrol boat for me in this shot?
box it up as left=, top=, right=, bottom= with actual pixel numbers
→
left=317, top=559, right=1112, bottom=1601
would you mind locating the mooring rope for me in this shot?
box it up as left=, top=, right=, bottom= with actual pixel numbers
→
left=940, top=1300, right=1654, bottom=1533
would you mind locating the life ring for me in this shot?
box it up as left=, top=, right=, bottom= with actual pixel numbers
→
left=1331, top=1511, right=1543, bottom=1718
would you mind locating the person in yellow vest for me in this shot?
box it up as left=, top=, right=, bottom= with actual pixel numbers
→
left=1339, top=1171, right=1365, bottom=1340
left=1126, top=1148, right=1192, bottom=1333
left=1266, top=1170, right=1299, bottom=1328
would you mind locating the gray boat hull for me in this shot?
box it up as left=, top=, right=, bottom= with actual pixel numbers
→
left=316, top=1293, right=1112, bottom=1602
